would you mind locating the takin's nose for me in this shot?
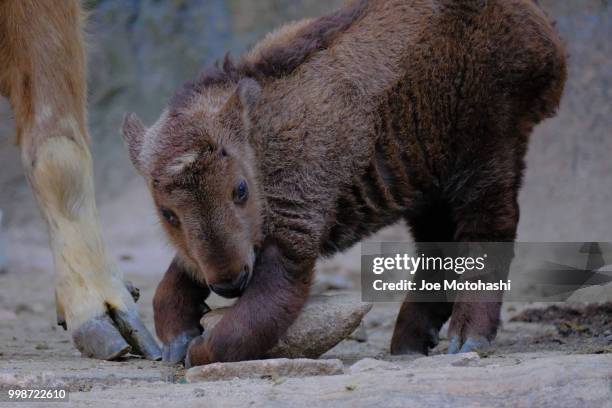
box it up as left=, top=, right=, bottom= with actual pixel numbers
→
left=209, top=266, right=251, bottom=299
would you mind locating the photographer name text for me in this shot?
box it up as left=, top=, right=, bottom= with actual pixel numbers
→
left=372, top=279, right=511, bottom=291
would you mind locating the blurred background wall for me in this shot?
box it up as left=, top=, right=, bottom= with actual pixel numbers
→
left=0, top=0, right=610, bottom=274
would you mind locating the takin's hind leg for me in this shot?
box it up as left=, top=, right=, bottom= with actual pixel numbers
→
left=1, top=0, right=160, bottom=360
left=446, top=181, right=519, bottom=354
left=391, top=201, right=455, bottom=355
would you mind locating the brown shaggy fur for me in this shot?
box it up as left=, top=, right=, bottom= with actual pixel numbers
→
left=123, top=0, right=567, bottom=365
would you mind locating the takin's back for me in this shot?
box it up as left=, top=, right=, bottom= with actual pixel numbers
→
left=252, top=0, right=566, bottom=185
left=267, top=0, right=566, bottom=130
left=245, top=0, right=566, bottom=252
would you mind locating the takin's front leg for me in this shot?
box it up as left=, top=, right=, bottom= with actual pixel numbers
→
left=2, top=0, right=160, bottom=360
left=21, top=134, right=160, bottom=360
left=185, top=241, right=313, bottom=366
left=153, top=256, right=210, bottom=364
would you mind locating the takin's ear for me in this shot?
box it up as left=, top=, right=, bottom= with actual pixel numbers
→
left=235, top=78, right=261, bottom=131
left=121, top=113, right=147, bottom=173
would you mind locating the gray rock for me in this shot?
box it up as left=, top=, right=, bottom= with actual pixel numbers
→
left=186, top=358, right=344, bottom=383
left=311, top=273, right=354, bottom=295
left=200, top=293, right=372, bottom=359
left=348, top=322, right=368, bottom=343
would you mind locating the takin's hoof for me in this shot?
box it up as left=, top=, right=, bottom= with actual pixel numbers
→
left=110, top=308, right=162, bottom=360
left=162, top=329, right=201, bottom=365
left=184, top=333, right=213, bottom=369
left=57, top=280, right=142, bottom=330
left=447, top=335, right=490, bottom=354
left=72, top=314, right=131, bottom=360
left=390, top=327, right=440, bottom=356
left=64, top=280, right=161, bottom=361
left=72, top=309, right=162, bottom=361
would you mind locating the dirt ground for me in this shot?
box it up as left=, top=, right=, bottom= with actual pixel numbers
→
left=1, top=186, right=610, bottom=407
left=1, top=271, right=610, bottom=407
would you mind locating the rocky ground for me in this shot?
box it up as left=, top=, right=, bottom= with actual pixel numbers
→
left=0, top=196, right=610, bottom=407
left=0, top=270, right=610, bottom=407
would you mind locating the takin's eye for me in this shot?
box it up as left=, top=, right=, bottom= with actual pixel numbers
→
left=160, top=207, right=180, bottom=228
left=233, top=179, right=249, bottom=205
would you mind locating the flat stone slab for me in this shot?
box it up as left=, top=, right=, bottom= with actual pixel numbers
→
left=186, top=358, right=344, bottom=383
left=410, top=352, right=481, bottom=368
left=201, top=293, right=372, bottom=359
left=349, top=358, right=401, bottom=374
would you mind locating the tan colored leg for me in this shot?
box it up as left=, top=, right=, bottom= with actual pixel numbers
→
left=0, top=0, right=160, bottom=360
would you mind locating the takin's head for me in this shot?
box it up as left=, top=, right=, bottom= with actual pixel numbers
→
left=121, top=78, right=263, bottom=298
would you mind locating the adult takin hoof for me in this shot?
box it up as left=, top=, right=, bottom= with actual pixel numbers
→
left=72, top=308, right=161, bottom=361
left=63, top=281, right=161, bottom=361
left=72, top=314, right=132, bottom=360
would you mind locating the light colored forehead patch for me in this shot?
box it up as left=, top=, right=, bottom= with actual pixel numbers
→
left=166, top=152, right=200, bottom=175
left=188, top=91, right=226, bottom=116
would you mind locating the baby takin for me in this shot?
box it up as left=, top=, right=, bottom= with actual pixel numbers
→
left=122, top=0, right=566, bottom=366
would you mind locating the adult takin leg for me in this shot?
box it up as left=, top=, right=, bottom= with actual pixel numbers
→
left=0, top=0, right=160, bottom=360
